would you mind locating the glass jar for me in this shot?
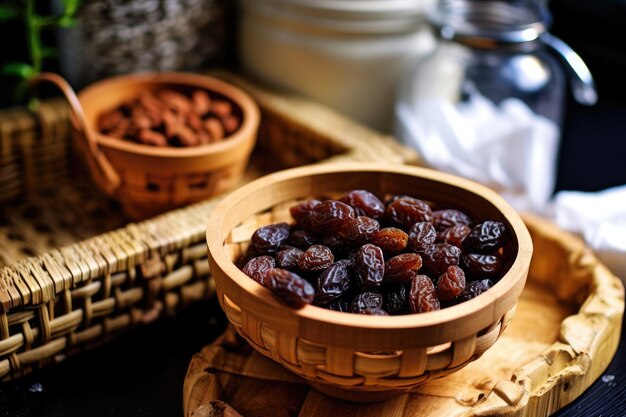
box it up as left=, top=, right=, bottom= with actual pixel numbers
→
left=395, top=0, right=596, bottom=211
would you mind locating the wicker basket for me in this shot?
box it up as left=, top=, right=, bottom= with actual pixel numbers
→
left=205, top=163, right=533, bottom=401
left=31, top=72, right=260, bottom=219
left=0, top=75, right=418, bottom=381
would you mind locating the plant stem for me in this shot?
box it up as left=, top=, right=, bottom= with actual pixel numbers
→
left=25, top=0, right=42, bottom=75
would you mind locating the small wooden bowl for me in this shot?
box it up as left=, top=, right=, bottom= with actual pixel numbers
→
left=33, top=72, right=260, bottom=219
left=206, top=163, right=533, bottom=402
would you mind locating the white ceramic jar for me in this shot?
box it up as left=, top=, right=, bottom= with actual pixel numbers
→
left=239, top=0, right=434, bottom=132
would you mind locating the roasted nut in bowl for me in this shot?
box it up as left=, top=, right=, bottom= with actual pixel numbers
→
left=32, top=72, right=260, bottom=219
left=206, top=163, right=533, bottom=402
left=80, top=72, right=259, bottom=218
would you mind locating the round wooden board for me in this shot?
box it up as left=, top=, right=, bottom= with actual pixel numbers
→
left=184, top=215, right=624, bottom=417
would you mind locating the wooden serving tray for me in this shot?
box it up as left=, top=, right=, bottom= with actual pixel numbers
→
left=184, top=215, right=624, bottom=417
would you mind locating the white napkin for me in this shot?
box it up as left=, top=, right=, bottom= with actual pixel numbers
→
left=395, top=85, right=560, bottom=213
left=551, top=186, right=626, bottom=281
left=396, top=86, right=626, bottom=283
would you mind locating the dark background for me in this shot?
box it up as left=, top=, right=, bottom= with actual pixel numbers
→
left=0, top=1, right=625, bottom=416
left=550, top=0, right=626, bottom=194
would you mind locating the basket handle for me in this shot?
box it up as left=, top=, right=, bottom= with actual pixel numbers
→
left=29, top=72, right=121, bottom=195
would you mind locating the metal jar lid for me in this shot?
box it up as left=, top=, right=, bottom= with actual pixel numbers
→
left=428, top=0, right=597, bottom=105
left=428, top=0, right=546, bottom=45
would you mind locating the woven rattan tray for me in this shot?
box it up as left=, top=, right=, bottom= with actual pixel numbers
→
left=185, top=213, right=624, bottom=416
left=0, top=74, right=417, bottom=381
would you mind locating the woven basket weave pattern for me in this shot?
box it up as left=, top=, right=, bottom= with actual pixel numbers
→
left=0, top=203, right=217, bottom=380
left=112, top=156, right=248, bottom=217
left=0, top=99, right=70, bottom=204
left=219, top=202, right=514, bottom=392
left=221, top=294, right=513, bottom=390
left=256, top=109, right=349, bottom=167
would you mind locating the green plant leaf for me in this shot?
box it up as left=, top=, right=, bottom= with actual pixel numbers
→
left=0, top=5, right=19, bottom=21
left=2, top=62, right=36, bottom=79
left=30, top=13, right=46, bottom=28
left=57, top=15, right=76, bottom=28
left=61, top=0, right=80, bottom=16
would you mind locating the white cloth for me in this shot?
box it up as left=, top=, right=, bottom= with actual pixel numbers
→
left=551, top=186, right=626, bottom=281
left=396, top=88, right=560, bottom=213
left=396, top=88, right=626, bottom=283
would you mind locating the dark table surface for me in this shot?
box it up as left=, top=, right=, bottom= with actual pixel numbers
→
left=1, top=97, right=625, bottom=417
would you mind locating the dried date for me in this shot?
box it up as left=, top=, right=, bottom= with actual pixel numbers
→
left=321, top=235, right=352, bottom=258
left=438, top=224, right=471, bottom=247
left=277, top=244, right=298, bottom=252
left=453, top=279, right=494, bottom=303
left=437, top=265, right=466, bottom=301
left=422, top=243, right=462, bottom=276
left=432, top=209, right=472, bottom=231
left=354, top=244, right=385, bottom=290
left=408, top=222, right=436, bottom=254
left=241, top=192, right=507, bottom=316
left=251, top=222, right=290, bottom=254
left=385, top=195, right=417, bottom=205
left=371, top=227, right=408, bottom=255
left=237, top=244, right=263, bottom=269
left=298, top=245, right=334, bottom=272
left=385, top=253, right=423, bottom=284
left=461, top=253, right=503, bottom=279
left=310, top=201, right=355, bottom=233
left=326, top=297, right=351, bottom=312
left=241, top=256, right=275, bottom=286
left=386, top=198, right=432, bottom=229
left=290, top=200, right=321, bottom=229
left=276, top=247, right=304, bottom=272
left=340, top=190, right=385, bottom=219
left=315, top=260, right=353, bottom=305
left=409, top=275, right=440, bottom=313
left=351, top=291, right=383, bottom=313
left=463, top=221, right=508, bottom=253
left=267, top=269, right=315, bottom=308
left=288, top=229, right=318, bottom=250
left=384, top=285, right=408, bottom=315
left=338, top=216, right=380, bottom=245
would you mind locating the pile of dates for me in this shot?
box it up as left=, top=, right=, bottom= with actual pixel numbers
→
left=98, top=88, right=241, bottom=147
left=238, top=190, right=510, bottom=315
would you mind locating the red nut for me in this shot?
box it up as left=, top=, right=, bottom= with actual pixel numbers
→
left=97, top=87, right=241, bottom=147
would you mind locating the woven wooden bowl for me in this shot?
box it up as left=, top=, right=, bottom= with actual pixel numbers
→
left=206, top=163, right=533, bottom=402
left=32, top=72, right=260, bottom=219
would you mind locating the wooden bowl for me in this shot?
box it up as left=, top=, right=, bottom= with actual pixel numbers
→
left=34, top=72, right=260, bottom=219
left=206, top=163, right=533, bottom=402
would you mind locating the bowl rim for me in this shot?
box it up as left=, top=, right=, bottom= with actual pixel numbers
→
left=77, top=72, right=260, bottom=158
left=206, top=163, right=533, bottom=348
